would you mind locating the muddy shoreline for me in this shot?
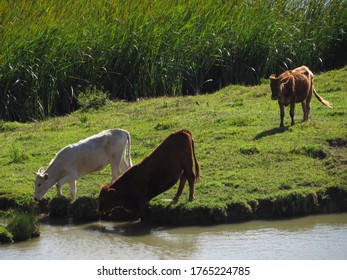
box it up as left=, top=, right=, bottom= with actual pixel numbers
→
left=1, top=186, right=346, bottom=226
left=143, top=186, right=347, bottom=225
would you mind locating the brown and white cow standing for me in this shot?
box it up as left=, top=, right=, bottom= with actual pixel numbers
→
left=269, top=65, right=332, bottom=127
left=98, top=129, right=200, bottom=217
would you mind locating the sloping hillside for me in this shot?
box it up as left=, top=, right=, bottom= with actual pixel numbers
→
left=0, top=67, right=346, bottom=224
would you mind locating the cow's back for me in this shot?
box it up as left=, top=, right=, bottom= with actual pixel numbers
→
left=54, top=129, right=126, bottom=176
left=154, top=130, right=191, bottom=156
left=115, top=130, right=194, bottom=200
left=292, top=65, right=314, bottom=79
left=67, top=130, right=111, bottom=158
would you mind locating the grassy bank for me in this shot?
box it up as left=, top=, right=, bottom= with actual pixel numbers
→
left=1, top=0, right=346, bottom=121
left=0, top=210, right=40, bottom=243
left=0, top=67, right=346, bottom=224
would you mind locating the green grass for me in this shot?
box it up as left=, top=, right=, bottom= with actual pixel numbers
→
left=5, top=211, right=40, bottom=242
left=0, top=67, right=346, bottom=223
left=0, top=0, right=346, bottom=121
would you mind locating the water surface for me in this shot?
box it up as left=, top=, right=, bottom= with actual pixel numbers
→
left=1, top=213, right=346, bottom=259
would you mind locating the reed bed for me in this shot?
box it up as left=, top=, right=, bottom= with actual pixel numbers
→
left=0, top=0, right=346, bottom=121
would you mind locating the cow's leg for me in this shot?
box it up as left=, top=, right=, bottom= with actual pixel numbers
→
left=187, top=174, right=195, bottom=202
left=56, top=174, right=78, bottom=200
left=301, top=101, right=306, bottom=121
left=183, top=168, right=196, bottom=202
left=172, top=173, right=187, bottom=202
left=110, top=155, right=122, bottom=180
left=55, top=181, right=76, bottom=200
left=110, top=165, right=120, bottom=180
left=116, top=143, right=129, bottom=174
left=56, top=184, right=63, bottom=197
left=305, top=93, right=312, bottom=121
left=306, top=101, right=311, bottom=121
left=119, top=156, right=129, bottom=173
left=290, top=100, right=295, bottom=126
left=181, top=156, right=197, bottom=202
left=279, top=102, right=285, bottom=127
left=68, top=181, right=77, bottom=201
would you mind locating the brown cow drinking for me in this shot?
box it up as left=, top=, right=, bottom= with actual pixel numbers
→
left=97, top=129, right=200, bottom=217
left=269, top=65, right=332, bottom=127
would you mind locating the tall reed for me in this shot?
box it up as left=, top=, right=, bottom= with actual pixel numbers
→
left=0, top=0, right=346, bottom=121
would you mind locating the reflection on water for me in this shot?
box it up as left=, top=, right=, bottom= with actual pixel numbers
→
left=1, top=213, right=347, bottom=260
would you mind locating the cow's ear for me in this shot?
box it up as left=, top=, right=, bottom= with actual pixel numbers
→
left=100, top=185, right=109, bottom=193
left=38, top=167, right=46, bottom=174
left=281, top=76, right=290, bottom=84
left=269, top=74, right=276, bottom=80
left=43, top=173, right=49, bottom=179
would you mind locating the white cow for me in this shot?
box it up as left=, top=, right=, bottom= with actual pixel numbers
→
left=34, top=129, right=132, bottom=201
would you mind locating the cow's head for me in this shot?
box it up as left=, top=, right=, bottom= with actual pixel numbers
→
left=269, top=74, right=291, bottom=100
left=97, top=185, right=117, bottom=214
left=34, top=168, right=51, bottom=201
left=97, top=185, right=138, bottom=215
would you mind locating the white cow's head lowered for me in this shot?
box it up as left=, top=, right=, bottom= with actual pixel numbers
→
left=34, top=168, right=52, bottom=201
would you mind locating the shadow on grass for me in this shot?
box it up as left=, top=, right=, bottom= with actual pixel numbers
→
left=254, top=126, right=289, bottom=140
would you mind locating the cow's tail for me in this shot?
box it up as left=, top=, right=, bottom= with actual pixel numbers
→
left=126, top=131, right=133, bottom=167
left=313, top=87, right=333, bottom=108
left=191, top=137, right=201, bottom=183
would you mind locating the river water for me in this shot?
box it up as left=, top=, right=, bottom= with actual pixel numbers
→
left=1, top=213, right=347, bottom=260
